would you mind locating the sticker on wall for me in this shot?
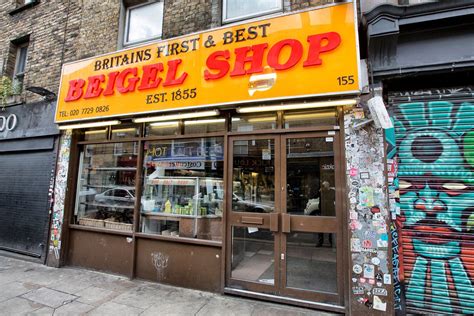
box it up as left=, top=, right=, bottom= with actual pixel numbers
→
left=360, top=172, right=370, bottom=179
left=351, top=238, right=362, bottom=252
left=373, top=287, right=388, bottom=296
left=362, top=239, right=373, bottom=249
left=359, top=186, right=375, bottom=207
left=383, top=274, right=392, bottom=284
left=353, top=264, right=363, bottom=274
left=373, top=295, right=387, bottom=311
left=363, top=264, right=375, bottom=279
left=350, top=211, right=358, bottom=220
left=352, top=286, right=365, bottom=295
left=350, top=167, right=358, bottom=177
left=371, top=257, right=381, bottom=265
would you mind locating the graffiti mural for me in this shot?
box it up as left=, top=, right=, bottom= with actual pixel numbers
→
left=391, top=98, right=474, bottom=314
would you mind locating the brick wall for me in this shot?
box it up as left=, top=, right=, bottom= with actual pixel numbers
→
left=0, top=0, right=119, bottom=103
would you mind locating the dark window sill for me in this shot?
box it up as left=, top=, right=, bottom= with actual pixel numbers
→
left=9, top=0, right=40, bottom=15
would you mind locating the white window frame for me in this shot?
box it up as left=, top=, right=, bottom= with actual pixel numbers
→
left=222, top=0, right=283, bottom=24
left=123, top=1, right=164, bottom=46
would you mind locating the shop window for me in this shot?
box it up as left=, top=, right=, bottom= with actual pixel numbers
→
left=231, top=114, right=277, bottom=132
left=83, top=128, right=109, bottom=141
left=140, top=137, right=224, bottom=241
left=284, top=108, right=337, bottom=129
left=74, top=143, right=138, bottom=232
left=184, top=118, right=226, bottom=134
left=111, top=125, right=140, bottom=139
left=124, top=1, right=164, bottom=46
left=223, top=0, right=282, bottom=23
left=145, top=121, right=180, bottom=137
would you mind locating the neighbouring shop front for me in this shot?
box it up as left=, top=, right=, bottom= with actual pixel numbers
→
left=366, top=2, right=474, bottom=315
left=50, top=2, right=393, bottom=314
left=0, top=101, right=59, bottom=260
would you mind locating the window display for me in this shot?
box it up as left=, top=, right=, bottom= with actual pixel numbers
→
left=74, top=143, right=138, bottom=231
left=140, top=137, right=224, bottom=240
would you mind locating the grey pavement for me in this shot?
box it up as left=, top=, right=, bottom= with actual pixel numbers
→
left=0, top=256, right=336, bottom=316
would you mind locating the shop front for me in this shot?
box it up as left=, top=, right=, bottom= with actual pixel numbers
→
left=51, top=2, right=370, bottom=313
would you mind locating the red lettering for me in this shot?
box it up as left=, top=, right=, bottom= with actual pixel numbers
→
left=103, top=71, right=119, bottom=96
left=267, top=39, right=303, bottom=70
left=230, top=43, right=267, bottom=77
left=163, top=59, right=188, bottom=87
left=204, top=50, right=230, bottom=80
left=138, top=63, right=164, bottom=91
left=83, top=75, right=105, bottom=99
left=303, top=32, right=341, bottom=67
left=116, top=67, right=139, bottom=93
left=64, top=79, right=85, bottom=102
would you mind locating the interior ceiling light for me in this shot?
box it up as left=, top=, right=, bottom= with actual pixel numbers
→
left=58, top=120, right=121, bottom=130
left=236, top=99, right=357, bottom=113
left=150, top=121, right=179, bottom=127
left=184, top=118, right=225, bottom=125
left=133, top=110, right=219, bottom=123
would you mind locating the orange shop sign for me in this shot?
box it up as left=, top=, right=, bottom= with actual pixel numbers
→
left=55, top=2, right=359, bottom=123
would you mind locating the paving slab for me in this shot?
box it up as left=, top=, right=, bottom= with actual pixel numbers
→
left=196, top=295, right=257, bottom=316
left=75, top=286, right=118, bottom=306
left=110, top=284, right=171, bottom=309
left=25, top=306, right=55, bottom=315
left=0, top=281, right=41, bottom=303
left=0, top=297, right=45, bottom=315
left=21, top=287, right=77, bottom=309
left=54, top=301, right=95, bottom=315
left=86, top=301, right=144, bottom=316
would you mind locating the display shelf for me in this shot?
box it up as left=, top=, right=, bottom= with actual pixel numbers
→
left=80, top=202, right=135, bottom=210
left=85, top=167, right=137, bottom=171
left=141, top=212, right=220, bottom=220
left=83, top=184, right=135, bottom=190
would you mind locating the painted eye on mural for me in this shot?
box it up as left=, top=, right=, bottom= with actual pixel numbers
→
left=442, top=182, right=468, bottom=196
left=399, top=180, right=412, bottom=190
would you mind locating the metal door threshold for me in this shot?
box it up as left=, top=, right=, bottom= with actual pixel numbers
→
left=224, top=287, right=346, bottom=314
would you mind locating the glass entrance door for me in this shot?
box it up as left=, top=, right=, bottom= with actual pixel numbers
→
left=226, top=133, right=343, bottom=305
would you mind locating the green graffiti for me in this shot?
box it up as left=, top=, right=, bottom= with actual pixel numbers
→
left=395, top=101, right=474, bottom=314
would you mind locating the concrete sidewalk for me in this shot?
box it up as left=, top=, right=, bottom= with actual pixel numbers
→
left=0, top=256, right=335, bottom=316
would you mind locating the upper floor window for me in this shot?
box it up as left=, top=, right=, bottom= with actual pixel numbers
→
left=12, top=41, right=29, bottom=93
left=223, top=0, right=282, bottom=23
left=124, top=1, right=164, bottom=46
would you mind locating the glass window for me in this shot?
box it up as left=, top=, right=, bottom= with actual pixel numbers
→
left=74, top=143, right=138, bottom=232
left=284, top=109, right=337, bottom=129
left=83, top=128, right=108, bottom=141
left=111, top=125, right=140, bottom=139
left=125, top=1, right=164, bottom=45
left=146, top=121, right=180, bottom=137
left=231, top=115, right=277, bottom=132
left=140, top=137, right=224, bottom=241
left=223, top=0, right=282, bottom=22
left=184, top=118, right=226, bottom=134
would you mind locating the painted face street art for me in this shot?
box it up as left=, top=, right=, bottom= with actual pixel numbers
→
left=394, top=100, right=474, bottom=314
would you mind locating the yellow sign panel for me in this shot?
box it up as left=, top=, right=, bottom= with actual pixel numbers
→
left=55, top=2, right=359, bottom=123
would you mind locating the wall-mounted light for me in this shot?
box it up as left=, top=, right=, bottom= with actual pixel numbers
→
left=26, top=86, right=56, bottom=100
left=237, top=99, right=357, bottom=113
left=58, top=120, right=121, bottom=130
left=133, top=110, right=219, bottom=123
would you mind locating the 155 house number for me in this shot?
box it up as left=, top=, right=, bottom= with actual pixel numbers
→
left=337, top=75, right=355, bottom=85
left=0, top=114, right=18, bottom=132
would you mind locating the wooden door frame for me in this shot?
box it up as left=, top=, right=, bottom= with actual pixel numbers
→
left=279, top=132, right=344, bottom=305
left=225, top=131, right=346, bottom=307
left=225, top=134, right=282, bottom=295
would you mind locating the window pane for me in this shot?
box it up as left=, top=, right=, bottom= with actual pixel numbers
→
left=184, top=118, right=226, bottom=134
left=286, top=232, right=337, bottom=293
left=126, top=2, right=163, bottom=44
left=225, top=0, right=281, bottom=21
left=284, top=109, right=337, bottom=129
left=74, top=143, right=138, bottom=232
left=111, top=125, right=139, bottom=139
left=287, top=137, right=335, bottom=217
left=140, top=137, right=224, bottom=241
left=16, top=46, right=28, bottom=75
left=231, top=115, right=277, bottom=132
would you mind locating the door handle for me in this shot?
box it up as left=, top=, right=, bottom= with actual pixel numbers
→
left=241, top=216, right=263, bottom=225
left=282, top=213, right=291, bottom=233
left=270, top=213, right=279, bottom=232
